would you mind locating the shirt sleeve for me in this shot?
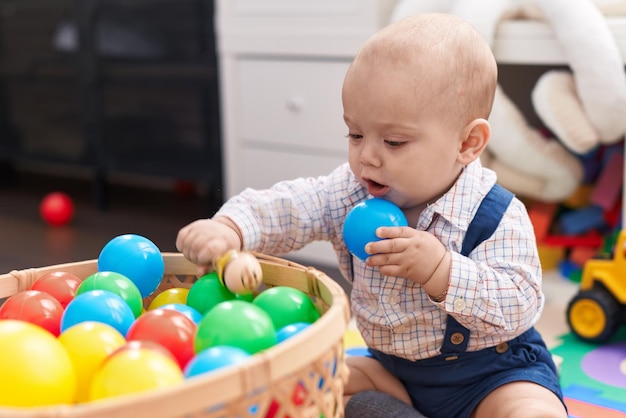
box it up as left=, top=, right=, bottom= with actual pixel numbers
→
left=443, top=198, right=543, bottom=337
left=213, top=164, right=353, bottom=256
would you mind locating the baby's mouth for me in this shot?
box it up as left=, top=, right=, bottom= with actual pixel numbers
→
left=366, top=179, right=389, bottom=197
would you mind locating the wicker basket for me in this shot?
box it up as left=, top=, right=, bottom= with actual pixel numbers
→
left=0, top=252, right=351, bottom=418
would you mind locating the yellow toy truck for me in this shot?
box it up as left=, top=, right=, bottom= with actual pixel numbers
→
left=566, top=229, right=626, bottom=343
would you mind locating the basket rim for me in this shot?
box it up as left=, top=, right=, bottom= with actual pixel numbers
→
left=0, top=252, right=351, bottom=418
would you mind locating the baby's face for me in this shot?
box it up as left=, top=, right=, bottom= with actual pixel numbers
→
left=342, top=59, right=466, bottom=213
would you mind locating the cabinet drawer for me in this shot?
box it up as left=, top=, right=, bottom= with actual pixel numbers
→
left=241, top=147, right=346, bottom=191
left=239, top=59, right=350, bottom=154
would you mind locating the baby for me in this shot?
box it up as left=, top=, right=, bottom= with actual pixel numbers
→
left=177, top=13, right=567, bottom=418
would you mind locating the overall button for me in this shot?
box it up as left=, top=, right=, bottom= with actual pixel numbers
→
left=495, top=342, right=509, bottom=353
left=450, top=332, right=465, bottom=345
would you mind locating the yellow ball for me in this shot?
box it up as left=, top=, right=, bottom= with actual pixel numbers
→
left=0, top=320, right=76, bottom=407
left=58, top=321, right=126, bottom=403
left=89, top=344, right=184, bottom=401
left=148, top=287, right=189, bottom=310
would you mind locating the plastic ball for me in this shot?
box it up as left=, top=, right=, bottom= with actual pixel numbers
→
left=114, top=340, right=178, bottom=362
left=61, top=289, right=136, bottom=336
left=58, top=321, right=126, bottom=403
left=343, top=198, right=408, bottom=261
left=184, top=345, right=250, bottom=378
left=40, top=191, right=74, bottom=227
left=0, top=320, right=76, bottom=407
left=148, top=287, right=189, bottom=310
left=76, top=271, right=143, bottom=318
left=0, top=290, right=65, bottom=336
left=214, top=250, right=263, bottom=295
left=29, top=271, right=82, bottom=308
left=276, top=322, right=311, bottom=343
left=98, top=234, right=164, bottom=298
left=195, top=300, right=276, bottom=355
left=89, top=343, right=183, bottom=401
left=253, top=286, right=320, bottom=331
left=186, top=272, right=235, bottom=315
left=235, top=292, right=255, bottom=302
left=158, top=303, right=203, bottom=324
left=126, top=309, right=197, bottom=369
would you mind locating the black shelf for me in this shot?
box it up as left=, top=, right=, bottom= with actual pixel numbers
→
left=0, top=0, right=223, bottom=213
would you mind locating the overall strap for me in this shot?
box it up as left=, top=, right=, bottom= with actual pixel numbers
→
left=440, top=184, right=514, bottom=354
left=460, top=184, right=515, bottom=258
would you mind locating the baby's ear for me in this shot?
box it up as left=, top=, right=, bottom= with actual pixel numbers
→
left=457, top=118, right=490, bottom=166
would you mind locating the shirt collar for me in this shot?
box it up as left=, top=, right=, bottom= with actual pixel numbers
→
left=417, top=160, right=495, bottom=233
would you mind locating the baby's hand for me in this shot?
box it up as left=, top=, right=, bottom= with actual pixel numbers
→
left=365, top=226, right=446, bottom=285
left=176, top=217, right=242, bottom=275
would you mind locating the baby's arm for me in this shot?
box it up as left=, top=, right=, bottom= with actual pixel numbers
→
left=344, top=356, right=413, bottom=406
left=176, top=216, right=243, bottom=275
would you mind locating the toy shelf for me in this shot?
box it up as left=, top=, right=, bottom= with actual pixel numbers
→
left=493, top=17, right=626, bottom=226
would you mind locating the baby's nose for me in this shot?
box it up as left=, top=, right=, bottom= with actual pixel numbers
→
left=359, top=143, right=381, bottom=167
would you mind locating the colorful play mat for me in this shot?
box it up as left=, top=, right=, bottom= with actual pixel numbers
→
left=551, top=328, right=626, bottom=418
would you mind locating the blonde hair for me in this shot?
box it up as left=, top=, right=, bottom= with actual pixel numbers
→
left=352, top=13, right=497, bottom=128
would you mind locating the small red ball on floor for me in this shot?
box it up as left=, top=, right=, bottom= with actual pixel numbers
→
left=40, top=192, right=75, bottom=226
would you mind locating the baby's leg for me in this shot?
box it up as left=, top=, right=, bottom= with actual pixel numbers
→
left=343, top=355, right=413, bottom=405
left=472, top=381, right=567, bottom=418
left=345, top=391, right=429, bottom=418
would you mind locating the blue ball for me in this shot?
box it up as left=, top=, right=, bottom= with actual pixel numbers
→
left=184, top=346, right=251, bottom=378
left=61, top=289, right=135, bottom=336
left=276, top=322, right=310, bottom=343
left=343, top=198, right=408, bottom=261
left=98, top=234, right=164, bottom=298
left=158, top=303, right=203, bottom=324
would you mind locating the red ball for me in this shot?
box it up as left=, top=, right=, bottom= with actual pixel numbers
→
left=0, top=290, right=65, bottom=336
left=40, top=192, right=74, bottom=226
left=110, top=340, right=178, bottom=364
left=29, top=271, right=83, bottom=308
left=126, top=309, right=197, bottom=369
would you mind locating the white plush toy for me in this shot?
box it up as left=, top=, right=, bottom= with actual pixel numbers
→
left=391, top=0, right=626, bottom=202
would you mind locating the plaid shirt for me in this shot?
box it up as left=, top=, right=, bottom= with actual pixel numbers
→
left=217, top=159, right=543, bottom=360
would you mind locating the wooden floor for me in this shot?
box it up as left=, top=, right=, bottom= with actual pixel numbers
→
left=0, top=169, right=215, bottom=273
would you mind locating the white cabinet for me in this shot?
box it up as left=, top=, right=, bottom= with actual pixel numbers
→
left=215, top=0, right=395, bottom=266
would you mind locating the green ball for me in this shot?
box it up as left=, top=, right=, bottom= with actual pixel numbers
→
left=235, top=292, right=255, bottom=302
left=186, top=272, right=235, bottom=315
left=252, top=286, right=320, bottom=330
left=195, top=300, right=276, bottom=354
left=77, top=271, right=143, bottom=318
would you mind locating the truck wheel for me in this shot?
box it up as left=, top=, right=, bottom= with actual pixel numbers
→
left=566, top=288, right=620, bottom=343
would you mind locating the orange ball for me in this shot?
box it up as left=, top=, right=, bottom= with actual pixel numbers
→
left=40, top=192, right=74, bottom=226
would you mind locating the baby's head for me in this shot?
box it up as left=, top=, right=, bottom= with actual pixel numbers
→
left=348, top=13, right=497, bottom=130
left=342, top=13, right=498, bottom=213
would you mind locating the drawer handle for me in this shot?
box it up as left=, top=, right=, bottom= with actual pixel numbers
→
left=285, top=97, right=304, bottom=113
